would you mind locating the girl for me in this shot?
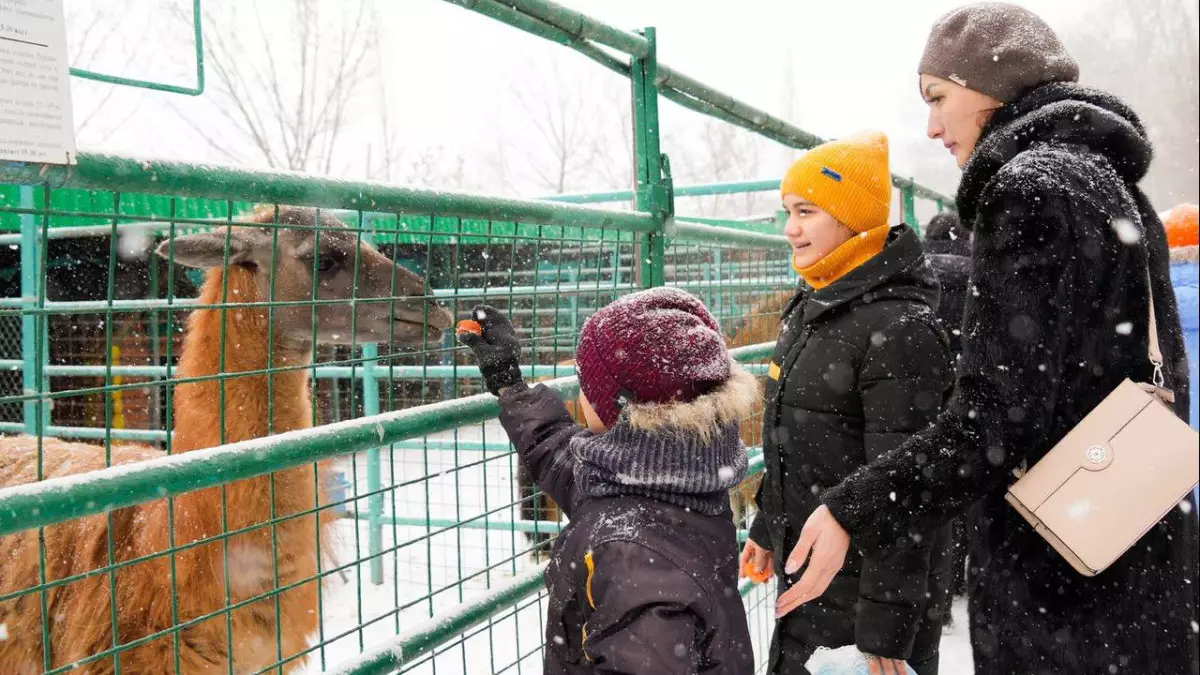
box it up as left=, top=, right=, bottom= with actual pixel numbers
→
left=741, top=131, right=953, bottom=674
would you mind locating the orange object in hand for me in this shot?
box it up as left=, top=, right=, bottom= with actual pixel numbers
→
left=456, top=319, right=483, bottom=336
left=742, top=560, right=772, bottom=584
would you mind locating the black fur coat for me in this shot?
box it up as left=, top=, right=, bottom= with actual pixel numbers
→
left=822, top=83, right=1199, bottom=675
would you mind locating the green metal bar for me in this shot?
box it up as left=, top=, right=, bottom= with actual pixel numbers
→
left=481, top=0, right=649, bottom=57
left=0, top=154, right=658, bottom=232
left=0, top=360, right=579, bottom=380
left=542, top=179, right=781, bottom=205
left=631, top=28, right=667, bottom=290
left=18, top=187, right=46, bottom=434
left=70, top=0, right=204, bottom=96
left=671, top=221, right=788, bottom=248
left=362, top=340, right=384, bottom=581
left=0, top=421, right=500, bottom=448
left=445, top=0, right=573, bottom=46
left=0, top=282, right=642, bottom=312
left=444, top=0, right=631, bottom=79
left=901, top=183, right=918, bottom=231
left=658, top=65, right=823, bottom=149
left=0, top=379, right=547, bottom=536
left=673, top=214, right=780, bottom=227
left=323, top=565, right=549, bottom=675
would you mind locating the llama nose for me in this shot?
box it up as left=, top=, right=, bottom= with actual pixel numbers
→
left=393, top=299, right=453, bottom=330
left=426, top=302, right=454, bottom=330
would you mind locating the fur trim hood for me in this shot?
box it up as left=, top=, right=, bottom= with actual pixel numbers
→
left=624, top=364, right=760, bottom=442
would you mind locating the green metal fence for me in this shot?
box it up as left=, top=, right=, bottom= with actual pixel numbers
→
left=0, top=2, right=951, bottom=674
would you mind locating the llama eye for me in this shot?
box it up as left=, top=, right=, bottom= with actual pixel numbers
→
left=315, top=256, right=337, bottom=273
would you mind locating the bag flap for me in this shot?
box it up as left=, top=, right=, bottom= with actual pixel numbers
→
left=1008, top=380, right=1156, bottom=510
left=1037, top=400, right=1199, bottom=571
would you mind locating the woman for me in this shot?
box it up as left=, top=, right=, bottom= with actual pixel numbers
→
left=740, top=132, right=954, bottom=674
left=777, top=4, right=1199, bottom=675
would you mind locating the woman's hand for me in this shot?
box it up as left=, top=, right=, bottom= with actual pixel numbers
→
left=866, top=654, right=910, bottom=675
left=738, top=539, right=774, bottom=583
left=774, top=505, right=851, bottom=618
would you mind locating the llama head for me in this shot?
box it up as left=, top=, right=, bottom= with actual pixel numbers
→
left=156, top=206, right=454, bottom=349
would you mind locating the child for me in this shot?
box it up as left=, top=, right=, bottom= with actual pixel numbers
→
left=459, top=288, right=757, bottom=674
left=740, top=132, right=953, bottom=674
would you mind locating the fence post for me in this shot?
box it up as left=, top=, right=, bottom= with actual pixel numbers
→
left=19, top=186, right=49, bottom=435
left=361, top=228, right=384, bottom=586
left=901, top=180, right=919, bottom=236
left=631, top=27, right=670, bottom=289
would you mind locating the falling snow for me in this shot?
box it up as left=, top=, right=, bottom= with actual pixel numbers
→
left=1111, top=218, right=1142, bottom=245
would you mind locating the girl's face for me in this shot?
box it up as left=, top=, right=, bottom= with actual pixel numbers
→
left=578, top=391, right=607, bottom=434
left=782, top=196, right=855, bottom=269
left=920, top=73, right=1004, bottom=168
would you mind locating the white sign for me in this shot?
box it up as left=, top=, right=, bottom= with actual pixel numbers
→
left=0, top=0, right=76, bottom=164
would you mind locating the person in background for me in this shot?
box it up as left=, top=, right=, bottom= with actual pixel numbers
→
left=920, top=211, right=973, bottom=625
left=740, top=131, right=953, bottom=675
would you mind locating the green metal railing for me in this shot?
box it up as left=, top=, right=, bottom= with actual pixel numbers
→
left=0, top=2, right=951, bottom=674
left=0, top=173, right=793, bottom=675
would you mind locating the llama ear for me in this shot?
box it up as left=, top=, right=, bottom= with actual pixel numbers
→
left=156, top=231, right=257, bottom=269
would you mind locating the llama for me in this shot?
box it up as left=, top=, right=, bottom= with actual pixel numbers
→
left=0, top=207, right=454, bottom=675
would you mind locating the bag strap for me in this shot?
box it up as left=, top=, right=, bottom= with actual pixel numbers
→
left=1146, top=269, right=1165, bottom=388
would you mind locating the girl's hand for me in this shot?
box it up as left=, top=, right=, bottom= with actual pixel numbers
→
left=739, top=539, right=774, bottom=583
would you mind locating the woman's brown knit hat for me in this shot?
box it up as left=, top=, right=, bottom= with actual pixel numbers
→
left=919, top=2, right=1079, bottom=102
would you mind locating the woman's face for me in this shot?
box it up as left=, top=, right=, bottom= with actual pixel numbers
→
left=921, top=74, right=1003, bottom=168
left=782, top=195, right=854, bottom=269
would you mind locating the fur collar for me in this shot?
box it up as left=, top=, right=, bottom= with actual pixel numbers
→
left=958, top=83, right=1151, bottom=225
left=624, top=365, right=760, bottom=443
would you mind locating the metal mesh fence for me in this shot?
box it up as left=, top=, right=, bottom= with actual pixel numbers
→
left=0, top=185, right=793, bottom=674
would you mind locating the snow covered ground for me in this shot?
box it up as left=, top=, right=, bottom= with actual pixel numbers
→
left=298, top=420, right=974, bottom=674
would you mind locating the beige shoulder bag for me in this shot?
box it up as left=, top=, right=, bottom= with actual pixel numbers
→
left=1005, top=273, right=1200, bottom=577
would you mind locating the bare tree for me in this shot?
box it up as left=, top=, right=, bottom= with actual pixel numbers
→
left=172, top=0, right=376, bottom=174
left=668, top=119, right=770, bottom=218
left=585, top=78, right=635, bottom=195
left=65, top=3, right=150, bottom=143
left=503, top=58, right=636, bottom=195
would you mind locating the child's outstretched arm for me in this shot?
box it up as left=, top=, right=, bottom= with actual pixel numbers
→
left=459, top=305, right=585, bottom=516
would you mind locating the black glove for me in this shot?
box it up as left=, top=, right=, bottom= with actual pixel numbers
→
left=457, top=304, right=524, bottom=396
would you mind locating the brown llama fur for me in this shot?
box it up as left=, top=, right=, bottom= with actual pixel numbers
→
left=0, top=207, right=451, bottom=675
left=0, top=268, right=329, bottom=675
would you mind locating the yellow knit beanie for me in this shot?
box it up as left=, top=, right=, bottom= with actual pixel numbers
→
left=780, top=131, right=892, bottom=233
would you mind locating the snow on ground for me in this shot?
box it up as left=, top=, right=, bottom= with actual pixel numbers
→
left=299, top=420, right=974, bottom=674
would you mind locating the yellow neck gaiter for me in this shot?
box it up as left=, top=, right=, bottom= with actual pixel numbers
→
left=795, top=225, right=890, bottom=290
